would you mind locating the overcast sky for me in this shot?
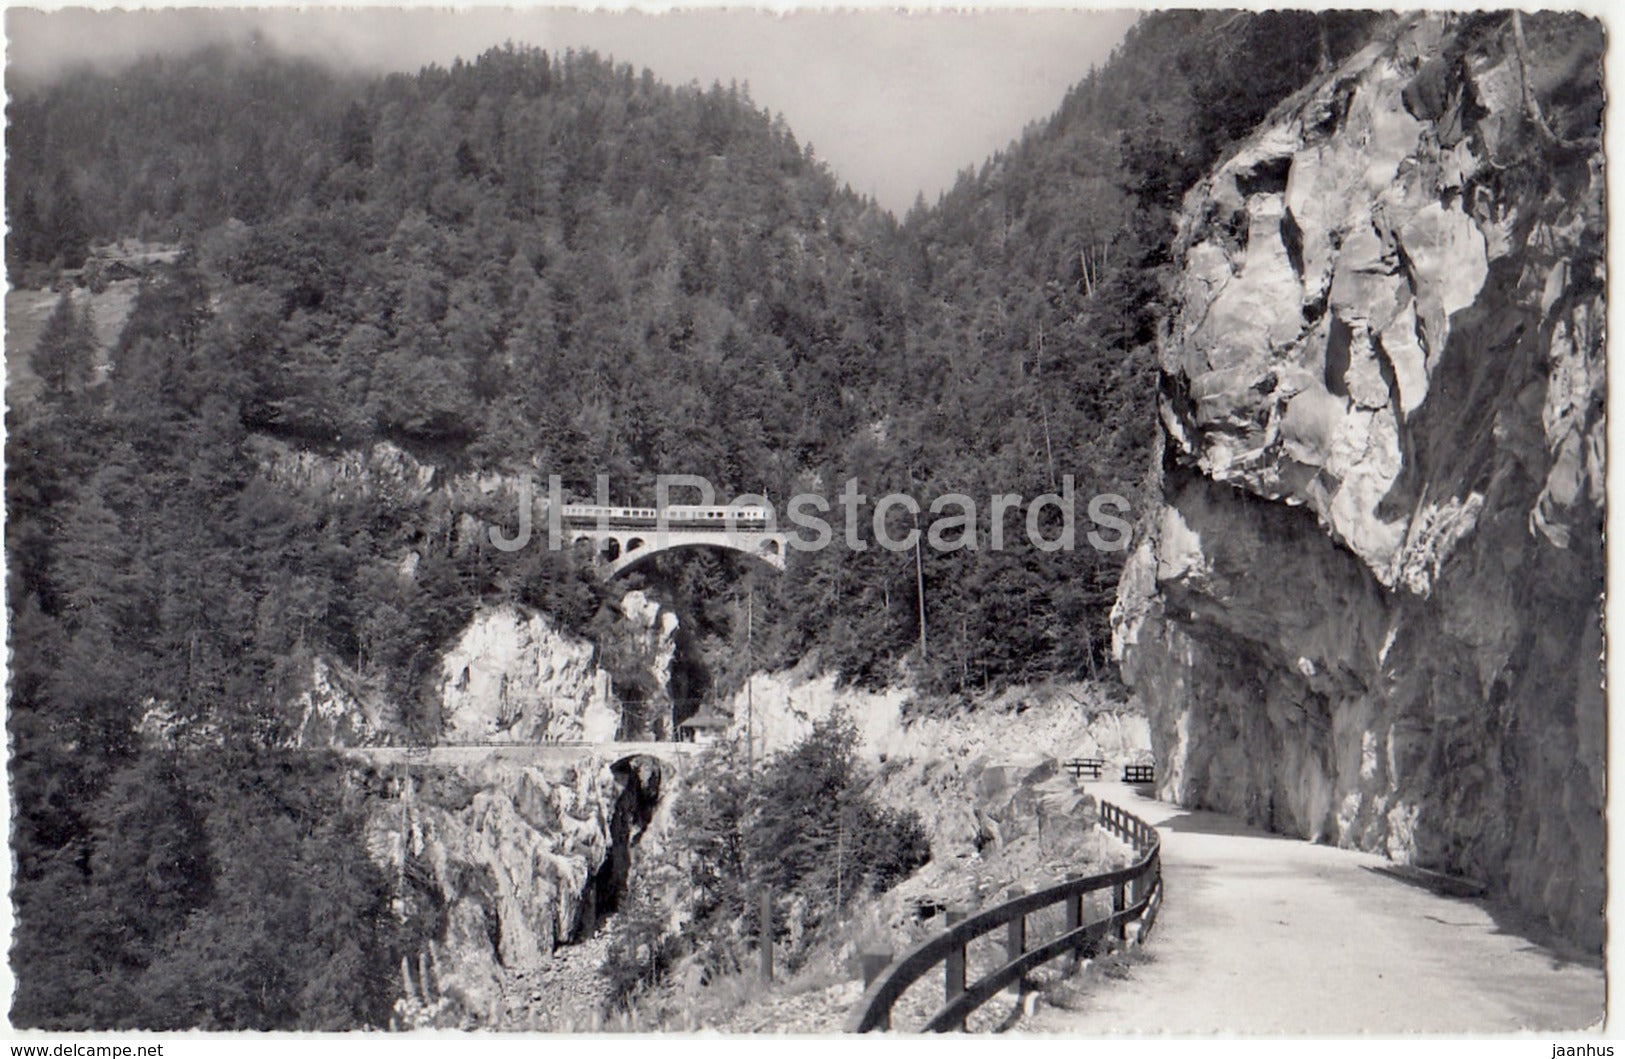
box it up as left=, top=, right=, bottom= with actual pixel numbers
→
left=4, top=5, right=1140, bottom=214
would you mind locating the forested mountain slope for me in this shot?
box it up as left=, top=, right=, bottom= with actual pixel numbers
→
left=883, top=11, right=1378, bottom=689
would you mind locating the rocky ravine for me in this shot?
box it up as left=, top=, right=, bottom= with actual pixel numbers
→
left=373, top=753, right=666, bottom=1028
left=349, top=600, right=676, bottom=1027
left=1112, top=13, right=1603, bottom=946
left=279, top=584, right=681, bottom=1026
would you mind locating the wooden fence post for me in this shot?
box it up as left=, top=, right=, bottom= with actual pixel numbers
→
left=944, top=907, right=967, bottom=1029
left=1112, top=881, right=1128, bottom=944
left=862, top=950, right=893, bottom=988
left=759, top=887, right=774, bottom=983
left=1006, top=887, right=1026, bottom=996
left=861, top=950, right=893, bottom=1030
left=1064, top=873, right=1084, bottom=959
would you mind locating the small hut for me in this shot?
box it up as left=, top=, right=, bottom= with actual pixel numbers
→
left=678, top=707, right=732, bottom=746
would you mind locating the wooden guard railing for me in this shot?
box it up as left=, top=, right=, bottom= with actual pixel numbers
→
left=846, top=800, right=1162, bottom=1033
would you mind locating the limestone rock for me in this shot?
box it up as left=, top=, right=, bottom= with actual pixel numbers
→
left=437, top=604, right=621, bottom=744
left=724, top=669, right=909, bottom=758
left=375, top=754, right=665, bottom=1028
left=1114, top=12, right=1604, bottom=948
left=433, top=594, right=678, bottom=745
left=289, top=656, right=393, bottom=747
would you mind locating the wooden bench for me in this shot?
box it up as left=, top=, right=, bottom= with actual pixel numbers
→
left=1063, top=757, right=1106, bottom=781
left=1123, top=764, right=1155, bottom=784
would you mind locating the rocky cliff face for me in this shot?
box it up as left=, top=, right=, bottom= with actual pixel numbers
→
left=724, top=669, right=911, bottom=758
left=436, top=604, right=618, bottom=742
left=371, top=753, right=664, bottom=1027
left=289, top=656, right=394, bottom=747
left=727, top=670, right=1149, bottom=765
left=288, top=595, right=678, bottom=747
left=437, top=593, right=676, bottom=744
left=1112, top=12, right=1604, bottom=947
left=247, top=434, right=533, bottom=557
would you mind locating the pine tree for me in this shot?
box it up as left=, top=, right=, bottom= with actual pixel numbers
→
left=9, top=188, right=45, bottom=279
left=337, top=101, right=374, bottom=169
left=31, top=290, right=94, bottom=396
left=45, top=182, right=90, bottom=268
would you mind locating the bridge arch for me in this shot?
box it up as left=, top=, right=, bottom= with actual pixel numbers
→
left=559, top=506, right=789, bottom=582
left=605, top=535, right=786, bottom=580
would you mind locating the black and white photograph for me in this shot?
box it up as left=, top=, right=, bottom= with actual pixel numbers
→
left=0, top=2, right=1610, bottom=1042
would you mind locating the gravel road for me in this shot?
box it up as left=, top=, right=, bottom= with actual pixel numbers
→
left=1019, top=783, right=1605, bottom=1034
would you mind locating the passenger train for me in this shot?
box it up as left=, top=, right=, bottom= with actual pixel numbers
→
left=557, top=503, right=772, bottom=529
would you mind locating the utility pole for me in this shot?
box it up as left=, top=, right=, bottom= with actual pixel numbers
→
left=909, top=463, right=928, bottom=665
left=397, top=758, right=408, bottom=894
left=835, top=791, right=850, bottom=926
left=1036, top=322, right=1058, bottom=491
left=914, top=512, right=928, bottom=664
left=758, top=886, right=774, bottom=983
left=746, top=580, right=755, bottom=772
